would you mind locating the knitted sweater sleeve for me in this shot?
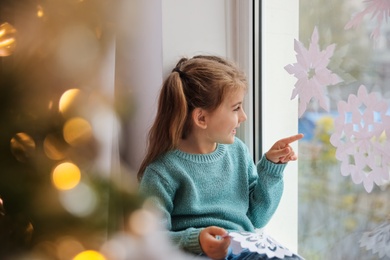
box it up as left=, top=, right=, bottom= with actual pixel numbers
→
left=247, top=153, right=286, bottom=228
left=138, top=167, right=204, bottom=255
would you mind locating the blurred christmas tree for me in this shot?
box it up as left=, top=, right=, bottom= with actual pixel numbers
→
left=0, top=1, right=151, bottom=259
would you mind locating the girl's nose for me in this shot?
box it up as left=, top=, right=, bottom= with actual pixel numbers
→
left=240, top=110, right=247, bottom=122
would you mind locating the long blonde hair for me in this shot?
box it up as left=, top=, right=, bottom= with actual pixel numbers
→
left=137, top=55, right=247, bottom=180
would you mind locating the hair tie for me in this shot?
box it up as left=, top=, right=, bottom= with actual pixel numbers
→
left=172, top=67, right=186, bottom=78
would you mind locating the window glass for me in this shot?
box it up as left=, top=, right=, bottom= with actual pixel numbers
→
left=297, top=0, right=390, bottom=259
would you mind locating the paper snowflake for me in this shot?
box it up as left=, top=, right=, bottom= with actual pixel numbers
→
left=228, top=230, right=304, bottom=259
left=330, top=85, right=390, bottom=193
left=345, top=0, right=390, bottom=39
left=360, top=220, right=390, bottom=258
left=284, top=27, right=342, bottom=118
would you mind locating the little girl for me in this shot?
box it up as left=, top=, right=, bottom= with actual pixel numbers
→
left=138, top=55, right=303, bottom=259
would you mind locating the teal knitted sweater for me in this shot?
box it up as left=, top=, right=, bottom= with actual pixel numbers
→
left=138, top=137, right=286, bottom=255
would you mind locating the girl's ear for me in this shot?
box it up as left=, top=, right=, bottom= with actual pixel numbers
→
left=192, top=108, right=208, bottom=129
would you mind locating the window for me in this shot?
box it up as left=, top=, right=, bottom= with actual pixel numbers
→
left=262, top=0, right=390, bottom=258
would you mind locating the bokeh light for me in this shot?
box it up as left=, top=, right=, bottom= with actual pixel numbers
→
left=127, top=208, right=158, bottom=237
left=59, top=182, right=97, bottom=217
left=10, top=132, right=36, bottom=162
left=100, top=235, right=134, bottom=260
left=63, top=117, right=93, bottom=146
left=73, top=250, right=106, bottom=260
left=36, top=5, right=44, bottom=18
left=56, top=236, right=84, bottom=260
left=43, top=134, right=67, bottom=160
left=52, top=162, right=81, bottom=190
left=59, top=89, right=80, bottom=115
left=0, top=22, right=17, bottom=57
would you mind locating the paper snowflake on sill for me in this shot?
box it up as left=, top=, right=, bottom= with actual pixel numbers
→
left=330, top=85, right=390, bottom=193
left=360, top=220, right=390, bottom=258
left=228, top=230, right=304, bottom=259
left=345, top=0, right=390, bottom=39
left=284, top=27, right=342, bottom=118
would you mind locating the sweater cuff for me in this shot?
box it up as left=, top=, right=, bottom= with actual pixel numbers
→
left=257, top=153, right=287, bottom=177
left=183, top=228, right=203, bottom=255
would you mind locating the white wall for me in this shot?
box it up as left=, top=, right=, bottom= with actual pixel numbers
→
left=161, top=0, right=228, bottom=76
left=116, top=0, right=163, bottom=173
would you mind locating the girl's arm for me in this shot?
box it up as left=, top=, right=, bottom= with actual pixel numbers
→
left=247, top=156, right=286, bottom=228
left=138, top=169, right=204, bottom=255
left=247, top=134, right=303, bottom=228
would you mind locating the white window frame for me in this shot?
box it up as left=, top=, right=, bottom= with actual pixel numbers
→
left=231, top=0, right=300, bottom=251
left=261, top=0, right=299, bottom=251
left=226, top=0, right=255, bottom=158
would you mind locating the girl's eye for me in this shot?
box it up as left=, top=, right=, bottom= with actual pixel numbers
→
left=234, top=106, right=241, bottom=111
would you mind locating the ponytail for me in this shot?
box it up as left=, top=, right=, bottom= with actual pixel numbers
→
left=137, top=70, right=188, bottom=180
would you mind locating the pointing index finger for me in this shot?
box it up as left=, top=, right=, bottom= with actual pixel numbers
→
left=279, top=133, right=304, bottom=145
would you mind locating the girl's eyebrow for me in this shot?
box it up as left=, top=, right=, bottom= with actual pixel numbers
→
left=231, top=101, right=243, bottom=107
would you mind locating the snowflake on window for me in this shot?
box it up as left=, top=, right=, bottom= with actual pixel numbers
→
left=284, top=27, right=342, bottom=118
left=330, top=85, right=390, bottom=193
left=345, top=0, right=390, bottom=39
left=360, top=219, right=390, bottom=258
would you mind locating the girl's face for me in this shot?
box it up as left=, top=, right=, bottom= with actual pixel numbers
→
left=205, top=88, right=247, bottom=144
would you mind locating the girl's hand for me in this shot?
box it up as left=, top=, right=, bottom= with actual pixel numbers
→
left=199, top=226, right=231, bottom=260
left=265, top=133, right=304, bottom=164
